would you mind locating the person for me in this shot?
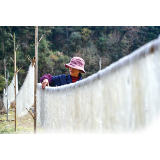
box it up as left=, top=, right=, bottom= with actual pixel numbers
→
left=40, top=57, right=85, bottom=89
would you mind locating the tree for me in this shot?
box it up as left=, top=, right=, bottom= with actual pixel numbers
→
left=81, top=28, right=91, bottom=46
left=70, top=32, right=82, bottom=52
left=1, top=26, right=160, bottom=97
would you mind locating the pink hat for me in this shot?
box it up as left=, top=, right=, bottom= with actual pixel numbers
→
left=65, top=57, right=86, bottom=73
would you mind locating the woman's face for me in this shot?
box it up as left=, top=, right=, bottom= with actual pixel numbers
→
left=69, top=67, right=80, bottom=77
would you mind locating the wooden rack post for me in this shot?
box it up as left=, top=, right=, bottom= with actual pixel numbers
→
left=7, top=72, right=9, bottom=121
left=34, top=26, right=38, bottom=134
left=14, top=33, right=17, bottom=132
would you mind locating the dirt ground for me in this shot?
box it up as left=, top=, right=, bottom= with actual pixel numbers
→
left=0, top=108, right=45, bottom=134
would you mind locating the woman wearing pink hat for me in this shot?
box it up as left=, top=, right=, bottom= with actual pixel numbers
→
left=40, top=57, right=85, bottom=89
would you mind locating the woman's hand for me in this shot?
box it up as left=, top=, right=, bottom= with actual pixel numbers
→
left=42, top=79, right=49, bottom=89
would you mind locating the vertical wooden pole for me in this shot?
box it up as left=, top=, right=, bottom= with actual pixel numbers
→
left=34, top=26, right=38, bottom=134
left=99, top=57, right=101, bottom=70
left=14, top=33, right=17, bottom=132
left=4, top=59, right=6, bottom=89
left=105, top=26, right=106, bottom=54
left=4, top=58, right=8, bottom=120
left=7, top=72, right=9, bottom=121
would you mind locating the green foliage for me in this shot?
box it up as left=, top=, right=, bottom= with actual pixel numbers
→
left=70, top=32, right=82, bottom=52
left=0, top=127, right=15, bottom=134
left=81, top=28, right=91, bottom=38
left=0, top=26, right=160, bottom=97
left=0, top=75, right=5, bottom=94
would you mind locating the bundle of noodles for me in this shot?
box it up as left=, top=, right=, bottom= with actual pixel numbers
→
left=16, top=64, right=34, bottom=117
left=37, top=36, right=160, bottom=133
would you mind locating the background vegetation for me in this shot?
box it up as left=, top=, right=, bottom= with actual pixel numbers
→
left=0, top=109, right=44, bottom=134
left=0, top=26, right=160, bottom=100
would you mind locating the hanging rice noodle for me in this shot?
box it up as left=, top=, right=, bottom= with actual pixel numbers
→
left=7, top=74, right=18, bottom=103
left=16, top=64, right=34, bottom=117
left=3, top=89, right=10, bottom=110
left=36, top=36, right=160, bottom=133
left=3, top=74, right=18, bottom=110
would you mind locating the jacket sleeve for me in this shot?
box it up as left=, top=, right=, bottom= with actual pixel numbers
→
left=40, top=74, right=82, bottom=87
left=40, top=74, right=53, bottom=84
left=40, top=74, right=68, bottom=87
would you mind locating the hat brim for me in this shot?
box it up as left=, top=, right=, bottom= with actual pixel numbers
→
left=65, top=63, right=86, bottom=73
